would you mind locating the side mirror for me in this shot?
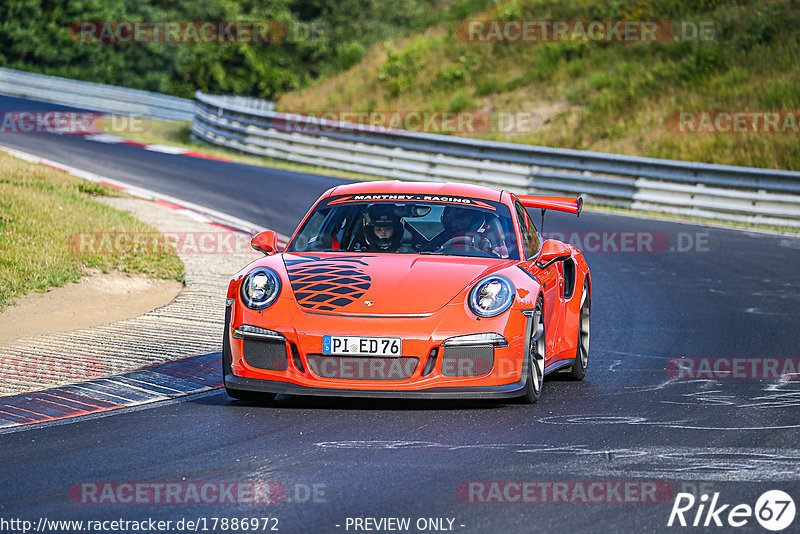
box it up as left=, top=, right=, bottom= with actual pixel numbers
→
left=537, top=239, right=571, bottom=266
left=251, top=230, right=279, bottom=255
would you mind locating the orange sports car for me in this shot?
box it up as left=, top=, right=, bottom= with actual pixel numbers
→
left=223, top=181, right=590, bottom=403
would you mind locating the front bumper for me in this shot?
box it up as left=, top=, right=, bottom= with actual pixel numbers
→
left=223, top=372, right=528, bottom=399
left=223, top=298, right=533, bottom=398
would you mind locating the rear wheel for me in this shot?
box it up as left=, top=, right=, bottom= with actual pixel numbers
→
left=518, top=295, right=545, bottom=404
left=564, top=280, right=590, bottom=380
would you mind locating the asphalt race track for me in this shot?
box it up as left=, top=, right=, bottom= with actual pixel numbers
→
left=0, top=94, right=340, bottom=237
left=2, top=95, right=800, bottom=533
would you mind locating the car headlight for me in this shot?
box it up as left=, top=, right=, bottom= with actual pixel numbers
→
left=468, top=275, right=515, bottom=318
left=241, top=268, right=281, bottom=310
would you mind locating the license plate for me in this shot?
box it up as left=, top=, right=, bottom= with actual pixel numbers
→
left=323, top=335, right=402, bottom=357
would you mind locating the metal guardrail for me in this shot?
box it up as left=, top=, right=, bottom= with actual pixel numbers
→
left=197, top=94, right=275, bottom=113
left=2, top=65, right=797, bottom=226
left=192, top=91, right=800, bottom=227
left=205, top=95, right=800, bottom=226
left=195, top=93, right=800, bottom=227
left=0, top=67, right=194, bottom=121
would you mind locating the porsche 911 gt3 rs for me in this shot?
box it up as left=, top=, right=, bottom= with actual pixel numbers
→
left=223, top=181, right=590, bottom=403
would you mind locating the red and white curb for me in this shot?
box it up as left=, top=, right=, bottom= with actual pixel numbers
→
left=81, top=133, right=236, bottom=162
left=0, top=353, right=223, bottom=432
left=0, top=143, right=290, bottom=245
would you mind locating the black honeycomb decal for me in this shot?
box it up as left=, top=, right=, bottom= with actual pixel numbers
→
left=285, top=255, right=372, bottom=311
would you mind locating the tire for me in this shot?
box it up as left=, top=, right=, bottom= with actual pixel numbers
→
left=222, top=316, right=277, bottom=403
left=564, top=279, right=590, bottom=380
left=517, top=295, right=545, bottom=404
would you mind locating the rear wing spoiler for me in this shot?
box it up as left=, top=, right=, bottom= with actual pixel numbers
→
left=517, top=195, right=583, bottom=216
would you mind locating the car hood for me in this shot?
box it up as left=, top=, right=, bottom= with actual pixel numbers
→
left=282, top=253, right=515, bottom=315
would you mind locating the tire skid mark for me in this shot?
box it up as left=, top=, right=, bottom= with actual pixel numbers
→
left=314, top=440, right=800, bottom=481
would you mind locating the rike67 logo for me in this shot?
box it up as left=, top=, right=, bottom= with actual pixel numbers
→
left=668, top=490, right=796, bottom=531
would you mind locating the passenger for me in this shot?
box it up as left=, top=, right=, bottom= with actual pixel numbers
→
left=362, top=204, right=404, bottom=252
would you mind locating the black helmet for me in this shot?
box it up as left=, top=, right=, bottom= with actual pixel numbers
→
left=363, top=204, right=403, bottom=251
left=441, top=206, right=485, bottom=235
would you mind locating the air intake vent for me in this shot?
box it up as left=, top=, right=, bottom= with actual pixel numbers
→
left=422, top=348, right=438, bottom=377
left=441, top=345, right=494, bottom=377
left=243, top=339, right=288, bottom=371
left=290, top=342, right=305, bottom=373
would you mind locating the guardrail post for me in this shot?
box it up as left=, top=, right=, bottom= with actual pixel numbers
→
left=528, top=165, right=540, bottom=195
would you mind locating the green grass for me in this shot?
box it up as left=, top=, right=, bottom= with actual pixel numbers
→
left=276, top=0, right=800, bottom=171
left=0, top=152, right=184, bottom=311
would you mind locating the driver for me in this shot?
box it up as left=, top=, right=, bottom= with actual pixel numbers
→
left=362, top=204, right=404, bottom=252
left=441, top=206, right=484, bottom=236
left=433, top=205, right=493, bottom=253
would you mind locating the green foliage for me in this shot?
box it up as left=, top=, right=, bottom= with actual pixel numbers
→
left=476, top=75, right=502, bottom=96
left=438, top=54, right=479, bottom=87
left=447, top=89, right=475, bottom=112
left=334, top=42, right=365, bottom=72
left=76, top=182, right=114, bottom=196
left=286, top=0, right=799, bottom=169
left=0, top=0, right=489, bottom=99
left=496, top=0, right=523, bottom=21
left=679, top=42, right=726, bottom=82
left=758, top=79, right=799, bottom=110
left=447, top=0, right=495, bottom=23
left=379, top=47, right=423, bottom=97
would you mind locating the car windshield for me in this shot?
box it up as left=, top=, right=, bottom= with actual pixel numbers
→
left=286, top=196, right=520, bottom=260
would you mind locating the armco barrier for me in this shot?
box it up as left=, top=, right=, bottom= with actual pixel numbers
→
left=0, top=67, right=194, bottom=121
left=192, top=91, right=800, bottom=227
